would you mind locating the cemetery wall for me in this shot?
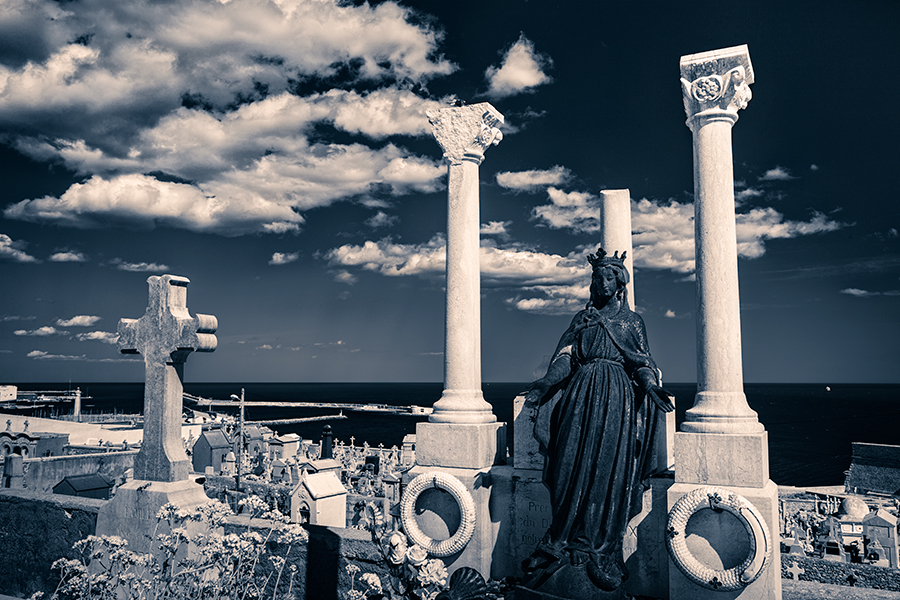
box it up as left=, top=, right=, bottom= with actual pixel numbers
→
left=21, top=450, right=137, bottom=493
left=781, top=554, right=900, bottom=591
left=0, top=488, right=103, bottom=597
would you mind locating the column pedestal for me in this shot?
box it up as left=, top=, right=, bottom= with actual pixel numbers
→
left=96, top=479, right=210, bottom=554
left=405, top=422, right=507, bottom=578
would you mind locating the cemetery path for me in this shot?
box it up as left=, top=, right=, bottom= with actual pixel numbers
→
left=783, top=580, right=900, bottom=599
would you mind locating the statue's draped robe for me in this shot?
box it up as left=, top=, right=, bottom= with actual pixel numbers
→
left=533, top=301, right=662, bottom=583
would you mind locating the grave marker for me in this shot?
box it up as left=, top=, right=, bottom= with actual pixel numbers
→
left=96, top=274, right=217, bottom=553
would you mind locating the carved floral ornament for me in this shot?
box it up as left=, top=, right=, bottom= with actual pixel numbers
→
left=428, top=102, right=504, bottom=165
left=681, top=65, right=752, bottom=119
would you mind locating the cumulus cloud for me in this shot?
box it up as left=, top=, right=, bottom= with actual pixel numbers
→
left=759, top=166, right=795, bottom=181
left=484, top=34, right=552, bottom=99
left=365, top=211, right=399, bottom=229
left=111, top=258, right=169, bottom=272
left=74, top=331, right=119, bottom=344
left=14, top=326, right=68, bottom=336
left=57, top=315, right=101, bottom=327
left=333, top=270, right=358, bottom=285
left=531, top=187, right=602, bottom=232
left=269, top=252, right=300, bottom=265
left=0, top=233, right=39, bottom=263
left=0, top=0, right=454, bottom=235
left=49, top=251, right=88, bottom=262
left=481, top=221, right=512, bottom=241
left=532, top=193, right=845, bottom=274
left=496, top=166, right=571, bottom=192
left=325, top=236, right=595, bottom=314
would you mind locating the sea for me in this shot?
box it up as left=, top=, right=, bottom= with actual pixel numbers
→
left=10, top=382, right=900, bottom=488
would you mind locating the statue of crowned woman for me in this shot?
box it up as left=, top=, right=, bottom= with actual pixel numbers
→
left=521, top=248, right=674, bottom=600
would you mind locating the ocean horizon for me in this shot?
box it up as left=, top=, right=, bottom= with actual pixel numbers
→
left=6, top=381, right=900, bottom=488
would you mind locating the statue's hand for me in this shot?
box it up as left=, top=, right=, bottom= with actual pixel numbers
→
left=647, top=385, right=675, bottom=413
left=523, top=379, right=550, bottom=404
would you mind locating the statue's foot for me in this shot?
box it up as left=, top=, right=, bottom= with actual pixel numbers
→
left=586, top=554, right=627, bottom=592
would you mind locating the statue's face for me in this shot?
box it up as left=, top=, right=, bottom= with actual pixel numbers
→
left=590, top=266, right=618, bottom=304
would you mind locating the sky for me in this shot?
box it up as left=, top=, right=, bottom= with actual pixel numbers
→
left=0, top=0, right=898, bottom=385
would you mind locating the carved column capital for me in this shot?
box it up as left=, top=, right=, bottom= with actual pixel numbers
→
left=680, top=45, right=754, bottom=126
left=428, top=103, right=504, bottom=165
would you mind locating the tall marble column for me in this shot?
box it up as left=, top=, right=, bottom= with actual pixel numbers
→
left=668, top=46, right=781, bottom=600
left=427, top=103, right=504, bottom=425
left=679, top=46, right=761, bottom=434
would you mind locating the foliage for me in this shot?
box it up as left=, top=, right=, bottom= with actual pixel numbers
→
left=37, top=496, right=308, bottom=600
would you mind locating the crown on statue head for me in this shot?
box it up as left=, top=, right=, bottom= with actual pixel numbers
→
left=587, top=247, right=627, bottom=269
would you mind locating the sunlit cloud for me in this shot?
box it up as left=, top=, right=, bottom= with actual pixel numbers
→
left=57, top=315, right=101, bottom=327
left=365, top=211, right=399, bottom=229
left=74, top=331, right=119, bottom=344
left=0, top=0, right=454, bottom=236
left=484, top=34, right=552, bottom=99
left=496, top=166, right=571, bottom=192
left=532, top=194, right=845, bottom=274
left=840, top=288, right=900, bottom=298
left=269, top=252, right=300, bottom=265
left=14, top=326, right=68, bottom=336
left=49, top=251, right=88, bottom=262
left=0, top=233, right=39, bottom=263
left=111, top=258, right=169, bottom=272
left=758, top=166, right=795, bottom=181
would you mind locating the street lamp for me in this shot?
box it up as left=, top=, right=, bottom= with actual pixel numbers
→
left=230, top=389, right=245, bottom=492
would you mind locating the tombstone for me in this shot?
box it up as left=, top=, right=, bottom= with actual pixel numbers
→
left=666, top=46, right=781, bottom=600
left=95, top=275, right=217, bottom=553
left=405, top=102, right=507, bottom=579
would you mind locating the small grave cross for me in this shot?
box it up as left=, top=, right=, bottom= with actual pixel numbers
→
left=786, top=562, right=804, bottom=580
left=118, top=275, right=217, bottom=482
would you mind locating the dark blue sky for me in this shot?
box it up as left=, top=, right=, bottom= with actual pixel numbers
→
left=1, top=0, right=898, bottom=384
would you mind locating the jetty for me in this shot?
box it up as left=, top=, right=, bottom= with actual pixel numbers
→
left=182, top=393, right=432, bottom=416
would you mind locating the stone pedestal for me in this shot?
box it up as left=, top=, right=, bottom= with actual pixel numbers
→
left=96, top=479, right=210, bottom=554
left=667, top=480, right=781, bottom=600
left=415, top=422, right=505, bottom=470
left=408, top=421, right=507, bottom=578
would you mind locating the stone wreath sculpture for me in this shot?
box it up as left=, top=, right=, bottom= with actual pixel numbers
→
left=400, top=471, right=477, bottom=557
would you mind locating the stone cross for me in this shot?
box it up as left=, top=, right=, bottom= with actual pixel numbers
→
left=679, top=45, right=761, bottom=434
left=786, top=562, right=804, bottom=580
left=118, top=275, right=217, bottom=482
left=427, top=102, right=503, bottom=424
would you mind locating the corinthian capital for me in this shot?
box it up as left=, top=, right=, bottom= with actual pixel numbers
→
left=680, top=45, right=754, bottom=121
left=428, top=102, right=504, bottom=165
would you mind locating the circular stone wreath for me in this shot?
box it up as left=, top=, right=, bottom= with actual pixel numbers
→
left=666, top=486, right=771, bottom=591
left=400, top=471, right=477, bottom=557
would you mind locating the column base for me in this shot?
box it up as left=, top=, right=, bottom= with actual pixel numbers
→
left=416, top=421, right=505, bottom=469
left=682, top=392, right=763, bottom=434
left=96, top=478, right=211, bottom=554
left=430, top=388, right=497, bottom=423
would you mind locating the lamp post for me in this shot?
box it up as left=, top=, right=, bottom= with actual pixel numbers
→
left=230, top=388, right=245, bottom=492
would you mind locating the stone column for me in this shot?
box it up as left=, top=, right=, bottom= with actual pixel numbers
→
left=680, top=46, right=761, bottom=435
left=427, top=103, right=503, bottom=425
left=407, top=104, right=507, bottom=580
left=599, top=189, right=636, bottom=310
left=668, top=45, right=781, bottom=600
